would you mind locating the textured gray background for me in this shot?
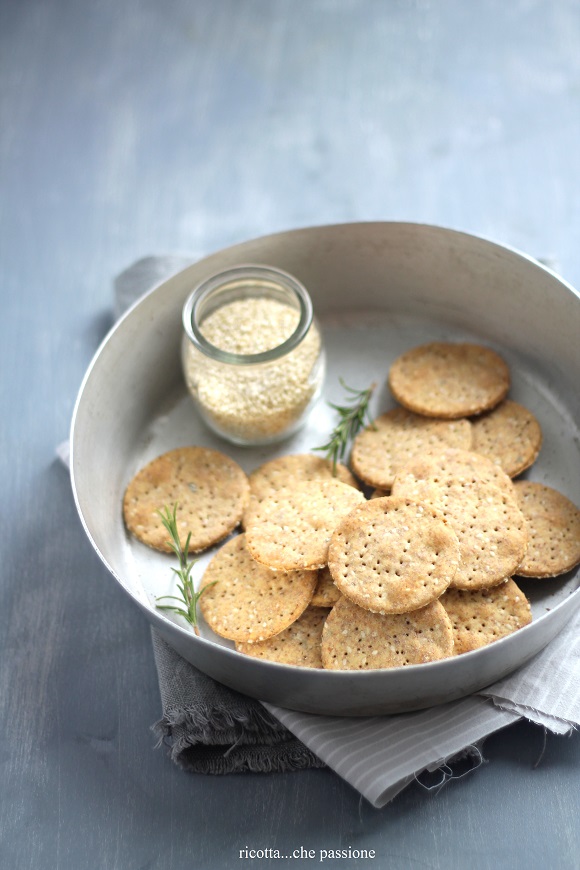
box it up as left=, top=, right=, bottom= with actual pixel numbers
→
left=1, top=1, right=580, bottom=868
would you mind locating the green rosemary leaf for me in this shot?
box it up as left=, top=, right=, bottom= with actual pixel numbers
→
left=154, top=503, right=205, bottom=635
left=314, top=379, right=376, bottom=475
left=156, top=594, right=188, bottom=605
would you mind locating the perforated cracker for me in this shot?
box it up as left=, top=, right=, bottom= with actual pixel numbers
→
left=199, top=534, right=317, bottom=643
left=471, top=400, right=542, bottom=477
left=514, top=481, right=580, bottom=577
left=244, top=453, right=358, bottom=526
left=351, top=408, right=473, bottom=490
left=311, top=566, right=341, bottom=608
left=391, top=447, right=516, bottom=499
left=392, top=450, right=528, bottom=589
left=123, top=446, right=249, bottom=553
left=321, top=597, right=454, bottom=670
left=236, top=607, right=328, bottom=667
left=328, top=497, right=460, bottom=614
left=245, top=478, right=365, bottom=571
left=388, top=342, right=510, bottom=418
left=440, top=579, right=532, bottom=654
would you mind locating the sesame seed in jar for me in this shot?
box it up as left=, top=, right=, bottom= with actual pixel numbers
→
left=182, top=285, right=325, bottom=445
left=200, top=297, right=300, bottom=355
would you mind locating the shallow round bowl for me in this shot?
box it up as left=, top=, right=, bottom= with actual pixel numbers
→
left=71, top=222, right=580, bottom=716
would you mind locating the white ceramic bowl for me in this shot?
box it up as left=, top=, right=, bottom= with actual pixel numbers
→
left=71, top=222, right=580, bottom=715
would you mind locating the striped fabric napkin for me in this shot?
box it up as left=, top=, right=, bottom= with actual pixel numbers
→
left=266, top=604, right=580, bottom=805
left=79, top=255, right=580, bottom=807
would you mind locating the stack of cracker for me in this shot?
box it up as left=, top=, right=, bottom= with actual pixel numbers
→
left=123, top=449, right=364, bottom=668
left=205, top=458, right=365, bottom=667
left=122, top=342, right=580, bottom=672
left=341, top=341, right=580, bottom=667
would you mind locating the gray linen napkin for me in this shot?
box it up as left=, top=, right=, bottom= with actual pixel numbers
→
left=65, top=254, right=580, bottom=805
left=151, top=631, right=325, bottom=773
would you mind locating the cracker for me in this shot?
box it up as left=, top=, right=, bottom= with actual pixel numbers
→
left=123, top=446, right=249, bottom=553
left=440, top=578, right=532, bottom=654
left=388, top=342, right=510, bottom=418
left=392, top=450, right=528, bottom=589
left=244, top=453, right=358, bottom=526
left=351, top=408, right=473, bottom=489
left=514, top=481, right=580, bottom=577
left=392, top=447, right=516, bottom=498
left=236, top=607, right=328, bottom=667
left=321, top=597, right=454, bottom=670
left=471, top=400, right=542, bottom=477
left=245, top=478, right=365, bottom=571
left=199, top=534, right=317, bottom=643
left=328, top=497, right=460, bottom=614
left=311, top=566, right=341, bottom=608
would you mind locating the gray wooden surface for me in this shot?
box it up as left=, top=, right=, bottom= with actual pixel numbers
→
left=2, top=1, right=580, bottom=868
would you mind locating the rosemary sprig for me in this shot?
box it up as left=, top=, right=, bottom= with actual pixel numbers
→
left=314, top=378, right=376, bottom=474
left=155, top=503, right=215, bottom=636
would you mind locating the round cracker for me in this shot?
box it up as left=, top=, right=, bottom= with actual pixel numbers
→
left=514, top=481, right=580, bottom=577
left=471, top=400, right=542, bottom=477
left=311, top=566, right=341, bottom=608
left=236, top=607, right=328, bottom=667
left=199, top=534, right=317, bottom=643
left=321, top=598, right=454, bottom=670
left=328, top=497, right=460, bottom=614
left=392, top=450, right=528, bottom=590
left=245, top=478, right=365, bottom=571
left=440, top=578, right=532, bottom=654
left=244, top=453, right=358, bottom=527
left=123, top=446, right=249, bottom=553
left=351, top=408, right=473, bottom=489
left=391, top=447, right=516, bottom=498
left=388, top=342, right=510, bottom=418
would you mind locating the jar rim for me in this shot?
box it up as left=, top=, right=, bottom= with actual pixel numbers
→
left=182, top=264, right=314, bottom=365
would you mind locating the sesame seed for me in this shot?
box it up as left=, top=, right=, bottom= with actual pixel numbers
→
left=183, top=297, right=322, bottom=441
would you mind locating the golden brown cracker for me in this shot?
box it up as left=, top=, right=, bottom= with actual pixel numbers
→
left=328, top=497, right=460, bottom=614
left=514, top=481, right=580, bottom=577
left=388, top=342, right=510, bottom=418
left=199, top=534, right=317, bottom=643
left=123, top=446, right=249, bottom=553
left=311, top=566, right=341, bottom=608
left=391, top=447, right=516, bottom=498
left=245, top=478, right=365, bottom=571
left=440, top=578, right=532, bottom=654
left=321, top=598, right=454, bottom=670
left=236, top=607, right=328, bottom=667
left=471, top=400, right=542, bottom=477
left=392, top=450, right=528, bottom=589
left=351, top=408, right=472, bottom=489
left=244, top=453, right=358, bottom=526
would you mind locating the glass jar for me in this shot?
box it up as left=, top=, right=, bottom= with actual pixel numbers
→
left=181, top=264, right=326, bottom=446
